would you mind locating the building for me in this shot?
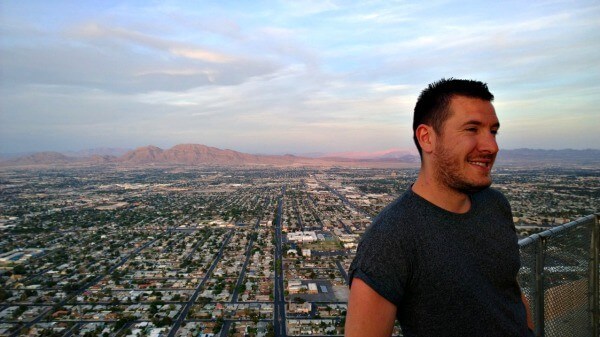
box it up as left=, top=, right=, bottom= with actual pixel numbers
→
left=286, top=231, right=318, bottom=243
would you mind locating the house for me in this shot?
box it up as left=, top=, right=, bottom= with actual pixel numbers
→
left=288, top=302, right=312, bottom=314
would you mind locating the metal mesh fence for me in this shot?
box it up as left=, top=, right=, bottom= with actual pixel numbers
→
left=518, top=214, right=598, bottom=337
left=543, top=223, right=591, bottom=337
left=518, top=238, right=540, bottom=330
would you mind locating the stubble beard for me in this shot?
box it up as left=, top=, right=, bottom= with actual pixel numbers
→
left=434, top=143, right=493, bottom=195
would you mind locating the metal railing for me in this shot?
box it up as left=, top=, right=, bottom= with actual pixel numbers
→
left=518, top=214, right=599, bottom=337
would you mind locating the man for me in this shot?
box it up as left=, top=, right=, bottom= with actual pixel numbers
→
left=345, top=78, right=534, bottom=337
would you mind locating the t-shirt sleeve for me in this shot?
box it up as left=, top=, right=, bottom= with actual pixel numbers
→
left=347, top=220, right=409, bottom=307
left=489, top=188, right=516, bottom=232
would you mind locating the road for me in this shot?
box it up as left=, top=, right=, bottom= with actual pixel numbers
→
left=317, top=179, right=372, bottom=219
left=219, top=217, right=262, bottom=337
left=335, top=261, right=349, bottom=285
left=230, top=217, right=261, bottom=303
left=167, top=230, right=234, bottom=337
left=273, top=185, right=287, bottom=337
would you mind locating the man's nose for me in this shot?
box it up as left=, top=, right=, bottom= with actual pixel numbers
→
left=479, top=132, right=499, bottom=154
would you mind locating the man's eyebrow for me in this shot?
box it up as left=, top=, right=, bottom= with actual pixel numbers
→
left=461, top=120, right=500, bottom=128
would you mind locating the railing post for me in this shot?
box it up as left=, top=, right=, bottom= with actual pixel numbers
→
left=591, top=214, right=599, bottom=337
left=535, top=236, right=546, bottom=337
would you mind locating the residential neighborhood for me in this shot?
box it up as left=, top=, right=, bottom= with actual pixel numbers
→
left=0, top=165, right=598, bottom=336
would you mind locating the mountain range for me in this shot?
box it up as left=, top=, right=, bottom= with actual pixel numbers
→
left=0, top=144, right=416, bottom=168
left=1, top=144, right=599, bottom=168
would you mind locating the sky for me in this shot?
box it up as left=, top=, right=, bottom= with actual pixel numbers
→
left=1, top=0, right=599, bottom=155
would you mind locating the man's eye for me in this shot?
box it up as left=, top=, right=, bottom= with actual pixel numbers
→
left=491, top=129, right=499, bottom=135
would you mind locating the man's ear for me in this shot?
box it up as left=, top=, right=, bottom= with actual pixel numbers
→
left=415, top=124, right=435, bottom=154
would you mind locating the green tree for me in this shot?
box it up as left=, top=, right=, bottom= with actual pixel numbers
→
left=152, top=316, right=173, bottom=327
left=13, top=264, right=27, bottom=275
left=293, top=297, right=305, bottom=303
left=266, top=323, right=275, bottom=337
left=214, top=317, right=224, bottom=333
left=114, top=316, right=134, bottom=331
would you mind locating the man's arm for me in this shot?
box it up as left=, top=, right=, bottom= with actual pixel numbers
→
left=521, top=291, right=534, bottom=331
left=516, top=279, right=534, bottom=332
left=345, top=278, right=397, bottom=337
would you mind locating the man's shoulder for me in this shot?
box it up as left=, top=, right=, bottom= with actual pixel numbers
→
left=364, top=190, right=420, bottom=236
left=473, top=187, right=514, bottom=223
left=377, top=189, right=419, bottom=217
left=474, top=187, right=510, bottom=206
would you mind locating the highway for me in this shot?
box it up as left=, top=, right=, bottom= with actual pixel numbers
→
left=273, top=185, right=288, bottom=337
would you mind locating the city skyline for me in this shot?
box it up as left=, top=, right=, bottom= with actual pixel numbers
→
left=1, top=1, right=599, bottom=154
left=1, top=165, right=597, bottom=336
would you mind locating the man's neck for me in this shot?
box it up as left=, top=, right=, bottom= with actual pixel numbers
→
left=412, top=172, right=471, bottom=214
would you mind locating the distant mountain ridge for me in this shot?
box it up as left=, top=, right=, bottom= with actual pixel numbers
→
left=64, top=147, right=130, bottom=157
left=2, top=152, right=74, bottom=165
left=0, top=145, right=598, bottom=167
left=119, top=144, right=299, bottom=165
left=0, top=144, right=331, bottom=167
left=496, top=148, right=600, bottom=166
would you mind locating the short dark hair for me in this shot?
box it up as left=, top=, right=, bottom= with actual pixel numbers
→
left=413, top=78, right=494, bottom=156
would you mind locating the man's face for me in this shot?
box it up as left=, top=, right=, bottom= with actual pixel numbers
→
left=432, top=95, right=500, bottom=194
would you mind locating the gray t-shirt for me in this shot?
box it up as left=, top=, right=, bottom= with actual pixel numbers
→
left=348, top=187, right=532, bottom=337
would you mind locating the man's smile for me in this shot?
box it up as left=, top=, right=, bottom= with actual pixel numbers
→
left=467, top=159, right=492, bottom=168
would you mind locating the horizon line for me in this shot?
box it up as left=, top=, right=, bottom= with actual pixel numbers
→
left=1, top=144, right=600, bottom=158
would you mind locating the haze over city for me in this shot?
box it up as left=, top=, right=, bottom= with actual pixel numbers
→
left=1, top=0, right=599, bottom=155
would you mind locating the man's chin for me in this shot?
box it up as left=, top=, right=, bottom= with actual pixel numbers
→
left=457, top=181, right=492, bottom=194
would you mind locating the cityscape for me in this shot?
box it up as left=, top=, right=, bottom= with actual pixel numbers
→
left=0, top=164, right=598, bottom=337
left=2, top=1, right=599, bottom=336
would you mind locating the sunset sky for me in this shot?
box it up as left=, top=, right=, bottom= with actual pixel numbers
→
left=1, top=0, right=599, bottom=155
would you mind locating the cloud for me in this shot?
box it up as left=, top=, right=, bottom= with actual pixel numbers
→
left=169, top=47, right=234, bottom=63
left=1, top=21, right=285, bottom=94
left=133, top=63, right=414, bottom=147
left=76, top=23, right=236, bottom=63
left=1, top=1, right=599, bottom=153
